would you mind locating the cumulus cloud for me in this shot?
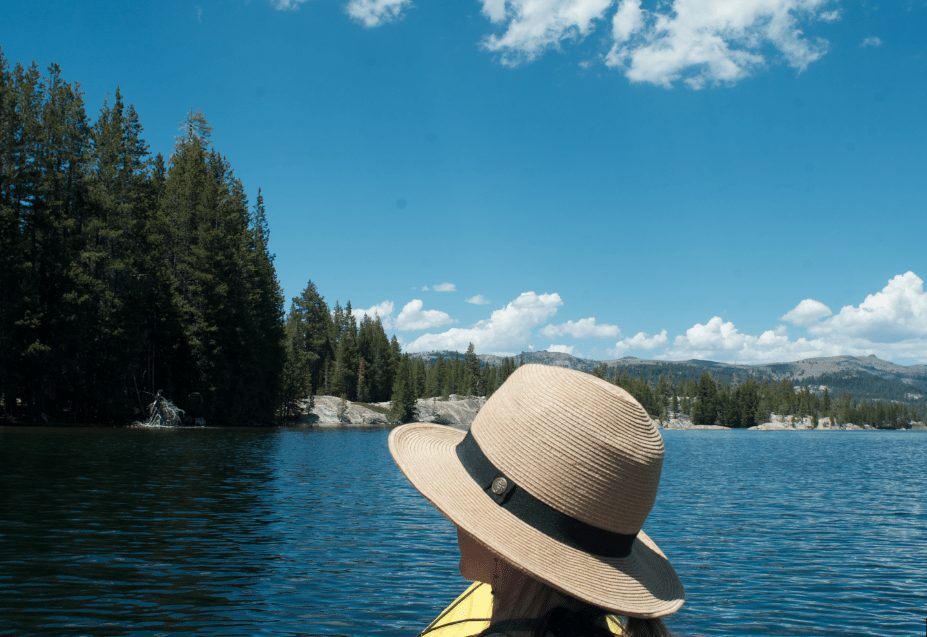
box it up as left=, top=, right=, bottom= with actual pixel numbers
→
left=860, top=36, right=882, bottom=47
left=612, top=329, right=668, bottom=355
left=782, top=298, right=832, bottom=326
left=480, top=0, right=613, bottom=65
left=811, top=272, right=927, bottom=342
left=540, top=316, right=620, bottom=339
left=661, top=273, right=927, bottom=363
left=547, top=344, right=575, bottom=355
left=356, top=299, right=396, bottom=329
left=347, top=0, right=412, bottom=27
left=405, top=291, right=563, bottom=354
left=466, top=294, right=491, bottom=305
left=395, top=299, right=454, bottom=331
left=665, top=317, right=834, bottom=363
left=270, top=0, right=306, bottom=10
left=605, top=0, right=834, bottom=89
left=425, top=282, right=457, bottom=292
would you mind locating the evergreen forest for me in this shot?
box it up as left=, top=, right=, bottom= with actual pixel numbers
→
left=601, top=367, right=922, bottom=429
left=0, top=54, right=282, bottom=424
left=0, top=54, right=920, bottom=429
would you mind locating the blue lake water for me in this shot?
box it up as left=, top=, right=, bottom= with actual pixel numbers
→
left=1, top=427, right=925, bottom=636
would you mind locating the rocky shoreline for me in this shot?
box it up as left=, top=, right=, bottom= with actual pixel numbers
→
left=295, top=394, right=483, bottom=429
left=297, top=397, right=926, bottom=431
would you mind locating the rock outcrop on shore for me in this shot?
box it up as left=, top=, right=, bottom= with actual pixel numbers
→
left=748, top=414, right=870, bottom=430
left=659, top=414, right=875, bottom=430
left=298, top=398, right=915, bottom=432
left=296, top=395, right=484, bottom=429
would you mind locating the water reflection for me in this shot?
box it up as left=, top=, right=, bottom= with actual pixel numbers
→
left=1, top=428, right=925, bottom=636
left=0, top=428, right=278, bottom=636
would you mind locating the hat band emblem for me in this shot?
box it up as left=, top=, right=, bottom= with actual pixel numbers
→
left=454, top=430, right=637, bottom=558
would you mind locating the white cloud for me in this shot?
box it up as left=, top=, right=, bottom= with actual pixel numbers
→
left=811, top=272, right=927, bottom=342
left=860, top=36, right=882, bottom=48
left=782, top=298, right=832, bottom=326
left=540, top=316, right=620, bottom=339
left=482, top=0, right=508, bottom=22
left=400, top=271, right=927, bottom=364
left=477, top=1, right=835, bottom=87
left=666, top=317, right=834, bottom=363
left=466, top=294, right=491, bottom=305
left=347, top=0, right=412, bottom=27
left=405, top=291, right=563, bottom=354
left=356, top=300, right=396, bottom=329
left=605, top=0, right=834, bottom=89
left=612, top=329, right=669, bottom=355
left=547, top=344, right=575, bottom=355
left=480, top=0, right=613, bottom=65
left=395, top=299, right=454, bottom=331
left=662, top=273, right=927, bottom=363
left=612, top=0, right=643, bottom=43
left=428, top=282, right=457, bottom=292
left=270, top=0, right=306, bottom=10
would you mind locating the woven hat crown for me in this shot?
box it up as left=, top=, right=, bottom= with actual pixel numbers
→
left=470, top=364, right=664, bottom=535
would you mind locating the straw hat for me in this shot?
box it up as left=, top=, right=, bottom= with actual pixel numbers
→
left=389, top=363, right=684, bottom=618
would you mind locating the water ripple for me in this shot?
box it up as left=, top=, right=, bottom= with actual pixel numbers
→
left=1, top=427, right=925, bottom=636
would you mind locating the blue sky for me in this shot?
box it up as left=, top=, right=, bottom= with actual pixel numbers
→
left=2, top=0, right=925, bottom=363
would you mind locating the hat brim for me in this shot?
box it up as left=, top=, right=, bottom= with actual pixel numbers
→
left=389, top=422, right=684, bottom=618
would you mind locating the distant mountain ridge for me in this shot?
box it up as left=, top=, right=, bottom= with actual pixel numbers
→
left=411, top=351, right=927, bottom=407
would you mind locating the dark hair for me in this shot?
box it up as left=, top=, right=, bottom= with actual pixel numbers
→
left=480, top=606, right=673, bottom=637
left=535, top=607, right=673, bottom=637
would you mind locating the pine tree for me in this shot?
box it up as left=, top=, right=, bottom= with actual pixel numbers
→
left=390, top=356, right=417, bottom=423
left=281, top=302, right=311, bottom=420
left=464, top=342, right=482, bottom=396
left=692, top=372, right=719, bottom=425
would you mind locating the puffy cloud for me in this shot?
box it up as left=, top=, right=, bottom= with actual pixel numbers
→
left=356, top=300, right=396, bottom=329
left=660, top=272, right=927, bottom=364
left=547, top=344, right=575, bottom=355
left=405, top=291, right=563, bottom=354
left=540, top=316, right=620, bottom=339
left=395, top=299, right=454, bottom=331
left=666, top=317, right=834, bottom=363
left=478, top=1, right=834, bottom=87
left=346, top=0, right=412, bottom=27
left=611, top=0, right=643, bottom=43
left=270, top=0, right=306, bottom=10
left=860, top=36, right=882, bottom=47
left=482, top=0, right=508, bottom=22
left=612, top=329, right=668, bottom=355
left=480, top=0, right=613, bottom=65
left=811, top=272, right=927, bottom=342
left=427, top=282, right=457, bottom=292
left=606, top=0, right=834, bottom=88
left=466, top=294, right=491, bottom=305
left=782, top=298, right=832, bottom=326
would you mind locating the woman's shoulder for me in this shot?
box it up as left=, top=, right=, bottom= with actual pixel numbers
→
left=420, top=583, right=625, bottom=637
left=420, top=582, right=492, bottom=636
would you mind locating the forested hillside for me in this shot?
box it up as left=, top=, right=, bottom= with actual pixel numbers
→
left=1, top=52, right=922, bottom=429
left=463, top=351, right=926, bottom=428
left=0, top=54, right=283, bottom=424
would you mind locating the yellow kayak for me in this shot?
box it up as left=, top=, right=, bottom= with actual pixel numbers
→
left=421, top=582, right=624, bottom=636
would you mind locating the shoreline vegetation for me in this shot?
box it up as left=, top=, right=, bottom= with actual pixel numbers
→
left=298, top=394, right=927, bottom=431
left=1, top=55, right=924, bottom=431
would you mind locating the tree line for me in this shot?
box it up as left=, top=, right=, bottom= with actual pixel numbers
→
left=278, top=279, right=518, bottom=423
left=2, top=54, right=919, bottom=429
left=595, top=365, right=922, bottom=429
left=0, top=54, right=283, bottom=424
left=0, top=51, right=513, bottom=426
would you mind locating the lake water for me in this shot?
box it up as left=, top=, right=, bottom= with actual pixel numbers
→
left=1, top=427, right=925, bottom=636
